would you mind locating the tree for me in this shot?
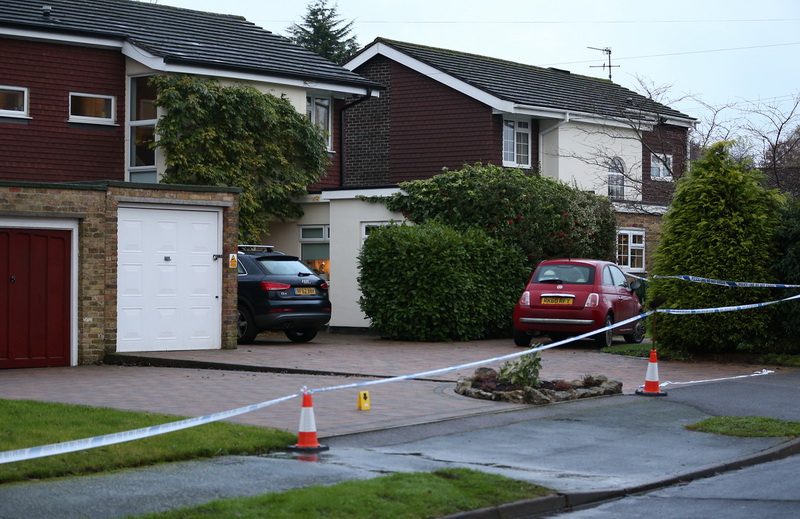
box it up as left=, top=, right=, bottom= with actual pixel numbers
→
left=151, top=75, right=329, bottom=242
left=648, top=142, right=786, bottom=357
left=286, top=0, right=359, bottom=64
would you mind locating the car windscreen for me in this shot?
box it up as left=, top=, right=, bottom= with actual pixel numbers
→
left=258, top=258, right=314, bottom=276
left=533, top=264, right=594, bottom=285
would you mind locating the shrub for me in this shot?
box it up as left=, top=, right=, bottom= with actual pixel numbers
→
left=381, top=163, right=617, bottom=268
left=649, top=142, right=785, bottom=356
left=771, top=199, right=800, bottom=353
left=357, top=222, right=530, bottom=341
left=497, top=350, right=542, bottom=388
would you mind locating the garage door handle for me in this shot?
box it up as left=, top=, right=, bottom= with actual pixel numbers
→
left=213, top=254, right=223, bottom=260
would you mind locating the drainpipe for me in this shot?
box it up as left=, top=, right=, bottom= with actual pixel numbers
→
left=538, top=111, right=570, bottom=175
left=339, top=89, right=373, bottom=187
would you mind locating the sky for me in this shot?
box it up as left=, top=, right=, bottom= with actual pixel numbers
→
left=160, top=0, right=800, bottom=129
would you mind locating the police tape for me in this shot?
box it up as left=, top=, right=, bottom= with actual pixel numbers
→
left=0, top=393, right=299, bottom=465
left=654, top=292, right=800, bottom=315
left=3, top=284, right=796, bottom=466
left=652, top=275, right=800, bottom=288
left=0, top=313, right=649, bottom=466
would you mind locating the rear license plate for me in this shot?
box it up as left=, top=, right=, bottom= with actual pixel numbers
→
left=295, top=287, right=317, bottom=296
left=541, top=297, right=573, bottom=305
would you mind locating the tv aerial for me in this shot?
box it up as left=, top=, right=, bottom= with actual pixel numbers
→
left=588, top=46, right=619, bottom=80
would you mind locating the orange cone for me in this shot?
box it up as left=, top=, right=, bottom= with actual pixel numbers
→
left=287, top=391, right=329, bottom=453
left=635, top=349, right=667, bottom=396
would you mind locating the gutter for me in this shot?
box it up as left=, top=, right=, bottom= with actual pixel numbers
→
left=339, top=88, right=374, bottom=186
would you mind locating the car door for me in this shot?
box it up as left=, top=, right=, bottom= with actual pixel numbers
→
left=606, top=265, right=638, bottom=322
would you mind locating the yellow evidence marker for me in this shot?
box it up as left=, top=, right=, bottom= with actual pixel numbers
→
left=358, top=391, right=371, bottom=410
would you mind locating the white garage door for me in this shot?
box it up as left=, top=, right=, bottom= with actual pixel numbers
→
left=117, top=206, right=222, bottom=352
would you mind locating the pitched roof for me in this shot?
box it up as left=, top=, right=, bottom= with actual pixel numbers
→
left=349, top=38, right=693, bottom=123
left=1, top=0, right=382, bottom=93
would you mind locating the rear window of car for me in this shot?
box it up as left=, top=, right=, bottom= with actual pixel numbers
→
left=533, top=264, right=594, bottom=285
left=258, top=258, right=314, bottom=276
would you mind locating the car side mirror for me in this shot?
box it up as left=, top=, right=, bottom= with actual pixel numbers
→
left=629, top=280, right=641, bottom=291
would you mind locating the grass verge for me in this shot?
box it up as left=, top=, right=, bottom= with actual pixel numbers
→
left=686, top=416, right=800, bottom=438
left=0, top=399, right=295, bottom=484
left=131, top=468, right=554, bottom=519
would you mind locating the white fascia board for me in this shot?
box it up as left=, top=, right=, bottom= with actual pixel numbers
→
left=1, top=26, right=122, bottom=49
left=347, top=43, right=515, bottom=112
left=613, top=201, right=669, bottom=215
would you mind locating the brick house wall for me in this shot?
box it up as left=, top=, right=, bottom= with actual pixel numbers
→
left=0, top=38, right=126, bottom=183
left=616, top=209, right=665, bottom=273
left=641, top=124, right=689, bottom=205
left=0, top=181, right=239, bottom=365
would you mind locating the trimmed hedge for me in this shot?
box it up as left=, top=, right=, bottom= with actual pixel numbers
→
left=358, top=222, right=530, bottom=341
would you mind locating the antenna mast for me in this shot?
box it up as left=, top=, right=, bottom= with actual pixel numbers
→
left=588, top=46, right=619, bottom=80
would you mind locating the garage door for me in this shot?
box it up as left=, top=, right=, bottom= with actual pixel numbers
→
left=0, top=228, right=71, bottom=368
left=117, top=207, right=222, bottom=352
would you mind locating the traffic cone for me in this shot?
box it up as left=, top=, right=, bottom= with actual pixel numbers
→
left=635, top=349, right=667, bottom=396
left=286, top=391, right=329, bottom=453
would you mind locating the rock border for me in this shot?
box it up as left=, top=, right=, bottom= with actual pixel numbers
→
left=455, top=368, right=623, bottom=405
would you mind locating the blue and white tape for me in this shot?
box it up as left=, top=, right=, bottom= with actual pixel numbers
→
left=4, top=272, right=797, bottom=466
left=650, top=274, right=800, bottom=289
left=0, top=394, right=299, bottom=465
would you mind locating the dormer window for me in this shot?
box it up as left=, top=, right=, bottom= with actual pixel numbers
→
left=0, top=86, right=28, bottom=118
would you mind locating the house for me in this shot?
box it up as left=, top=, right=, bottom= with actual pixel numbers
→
left=266, top=38, right=696, bottom=330
left=0, top=0, right=381, bottom=367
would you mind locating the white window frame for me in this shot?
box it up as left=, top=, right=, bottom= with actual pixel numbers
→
left=650, top=153, right=673, bottom=180
left=299, top=224, right=330, bottom=242
left=361, top=221, right=396, bottom=243
left=616, top=227, right=646, bottom=273
left=307, top=95, right=332, bottom=151
left=68, top=93, right=115, bottom=124
left=608, top=157, right=625, bottom=200
left=0, top=86, right=29, bottom=118
left=502, top=117, right=531, bottom=168
left=128, top=76, right=158, bottom=183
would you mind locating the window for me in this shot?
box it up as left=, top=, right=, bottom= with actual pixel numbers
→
left=617, top=228, right=645, bottom=272
left=608, top=157, right=625, bottom=200
left=69, top=93, right=114, bottom=124
left=306, top=95, right=331, bottom=150
left=129, top=76, right=158, bottom=183
left=300, top=225, right=330, bottom=279
left=0, top=86, right=28, bottom=118
left=503, top=118, right=531, bottom=168
left=650, top=153, right=672, bottom=180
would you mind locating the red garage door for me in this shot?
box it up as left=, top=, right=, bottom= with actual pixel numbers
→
left=0, top=228, right=71, bottom=368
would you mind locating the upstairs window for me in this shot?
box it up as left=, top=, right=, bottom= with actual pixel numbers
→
left=503, top=118, right=531, bottom=168
left=69, top=93, right=115, bottom=124
left=651, top=153, right=673, bottom=180
left=306, top=95, right=331, bottom=150
left=0, top=86, right=28, bottom=118
left=608, top=157, right=625, bottom=200
left=128, top=76, right=158, bottom=183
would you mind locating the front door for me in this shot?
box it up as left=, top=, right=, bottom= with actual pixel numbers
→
left=0, top=228, right=71, bottom=368
left=116, top=207, right=222, bottom=352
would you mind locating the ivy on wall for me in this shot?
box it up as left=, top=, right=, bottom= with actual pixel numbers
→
left=151, top=75, right=329, bottom=242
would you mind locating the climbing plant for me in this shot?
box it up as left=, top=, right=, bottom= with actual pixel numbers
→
left=151, top=75, right=329, bottom=242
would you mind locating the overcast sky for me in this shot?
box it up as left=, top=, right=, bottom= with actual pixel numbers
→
left=161, top=0, right=799, bottom=126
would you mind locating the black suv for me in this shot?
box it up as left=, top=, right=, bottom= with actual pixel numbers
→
left=237, top=245, right=331, bottom=344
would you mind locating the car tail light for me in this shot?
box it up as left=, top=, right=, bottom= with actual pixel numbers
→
left=519, top=291, right=530, bottom=305
left=585, top=293, right=600, bottom=307
left=268, top=308, right=296, bottom=313
left=261, top=281, right=291, bottom=291
left=320, top=282, right=329, bottom=290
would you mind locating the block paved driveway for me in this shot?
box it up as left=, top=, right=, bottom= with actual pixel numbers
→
left=1, top=333, right=789, bottom=438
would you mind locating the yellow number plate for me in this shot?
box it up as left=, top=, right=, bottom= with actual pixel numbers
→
left=541, top=297, right=573, bottom=305
left=295, top=287, right=317, bottom=295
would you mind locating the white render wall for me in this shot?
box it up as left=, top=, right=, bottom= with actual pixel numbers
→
left=540, top=119, right=643, bottom=201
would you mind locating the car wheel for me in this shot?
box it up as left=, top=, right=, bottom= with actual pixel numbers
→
left=285, top=328, right=318, bottom=343
left=624, top=319, right=646, bottom=344
left=594, top=314, right=614, bottom=348
left=513, top=326, right=532, bottom=347
left=237, top=306, right=258, bottom=345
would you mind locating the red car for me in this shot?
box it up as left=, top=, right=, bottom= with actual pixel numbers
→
left=513, top=259, right=645, bottom=348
